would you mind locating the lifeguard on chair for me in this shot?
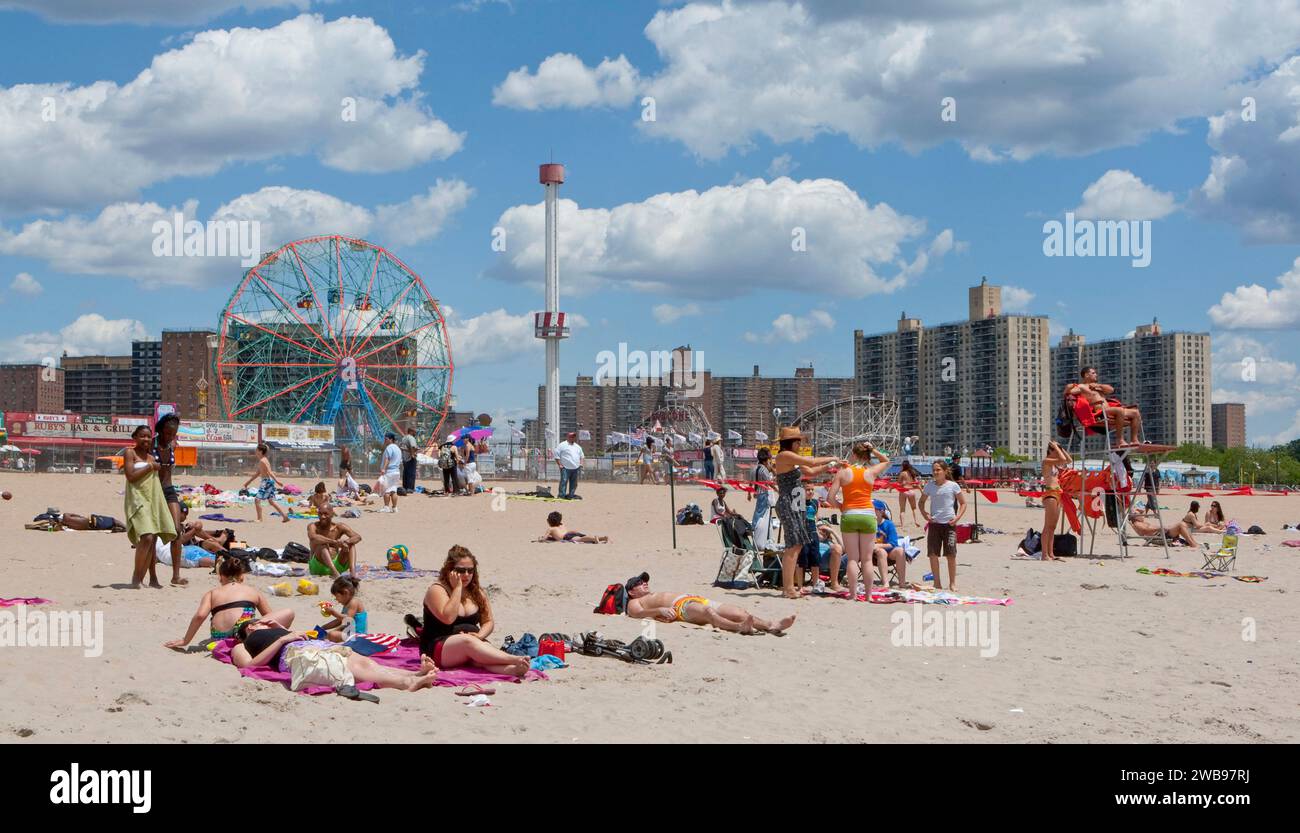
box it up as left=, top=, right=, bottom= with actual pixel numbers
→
left=1065, top=366, right=1148, bottom=447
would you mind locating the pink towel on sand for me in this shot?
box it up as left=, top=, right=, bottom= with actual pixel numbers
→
left=1282, top=540, right=1300, bottom=548
left=210, top=637, right=547, bottom=695
left=0, top=597, right=52, bottom=607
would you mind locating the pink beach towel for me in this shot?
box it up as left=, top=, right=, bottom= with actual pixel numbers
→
left=0, top=597, right=53, bottom=607
left=210, top=637, right=547, bottom=695
left=1282, top=540, right=1300, bottom=548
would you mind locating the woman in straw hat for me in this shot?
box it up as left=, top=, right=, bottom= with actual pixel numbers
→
left=771, top=426, right=843, bottom=599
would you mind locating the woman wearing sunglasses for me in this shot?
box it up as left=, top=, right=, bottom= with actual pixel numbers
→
left=419, top=545, right=531, bottom=677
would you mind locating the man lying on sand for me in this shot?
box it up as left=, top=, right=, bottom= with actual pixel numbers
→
left=624, top=572, right=795, bottom=635
left=26, top=511, right=125, bottom=532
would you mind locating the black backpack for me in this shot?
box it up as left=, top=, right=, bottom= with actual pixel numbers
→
left=282, top=541, right=311, bottom=563
left=1020, top=528, right=1042, bottom=554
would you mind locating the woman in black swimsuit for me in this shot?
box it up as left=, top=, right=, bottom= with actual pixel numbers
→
left=420, top=546, right=530, bottom=677
left=232, top=621, right=438, bottom=691
left=154, top=414, right=187, bottom=586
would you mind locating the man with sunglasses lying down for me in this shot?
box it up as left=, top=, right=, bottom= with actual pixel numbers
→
left=624, top=572, right=797, bottom=635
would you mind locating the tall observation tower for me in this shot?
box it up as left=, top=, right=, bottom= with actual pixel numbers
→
left=535, top=163, right=569, bottom=450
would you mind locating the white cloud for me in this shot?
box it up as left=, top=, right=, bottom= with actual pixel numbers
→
left=652, top=303, right=701, bottom=324
left=9, top=272, right=42, bottom=296
left=0, top=182, right=472, bottom=287
left=1191, top=55, right=1300, bottom=243
left=511, top=1, right=1300, bottom=161
left=2, top=314, right=150, bottom=361
left=493, top=54, right=640, bottom=110
left=1211, top=333, right=1298, bottom=387
left=0, top=15, right=463, bottom=215
left=1073, top=170, right=1177, bottom=220
left=1001, top=285, right=1033, bottom=312
left=767, top=154, right=798, bottom=177
left=1211, top=388, right=1296, bottom=415
left=1207, top=257, right=1300, bottom=330
left=443, top=306, right=588, bottom=367
left=0, top=0, right=313, bottom=24
left=486, top=177, right=951, bottom=299
left=745, top=309, right=834, bottom=344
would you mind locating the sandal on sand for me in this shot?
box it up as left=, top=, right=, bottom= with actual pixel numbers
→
left=337, top=685, right=380, bottom=703
left=455, top=684, right=496, bottom=697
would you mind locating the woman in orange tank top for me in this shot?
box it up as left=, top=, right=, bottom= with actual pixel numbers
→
left=825, top=441, right=891, bottom=597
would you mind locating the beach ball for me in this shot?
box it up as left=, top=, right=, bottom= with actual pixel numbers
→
left=386, top=544, right=412, bottom=572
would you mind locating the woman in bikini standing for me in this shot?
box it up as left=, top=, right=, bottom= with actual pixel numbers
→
left=896, top=460, right=922, bottom=527
left=771, top=426, right=842, bottom=600
left=825, top=441, right=891, bottom=596
left=1040, top=440, right=1072, bottom=561
left=154, top=414, right=188, bottom=586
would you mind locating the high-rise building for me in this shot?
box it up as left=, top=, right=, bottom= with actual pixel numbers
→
left=1211, top=402, right=1246, bottom=449
left=854, top=279, right=1051, bottom=458
left=160, top=330, right=217, bottom=420
left=62, top=354, right=134, bottom=415
left=132, top=340, right=162, bottom=414
left=0, top=363, right=64, bottom=414
left=1049, top=319, right=1211, bottom=447
left=537, top=347, right=852, bottom=447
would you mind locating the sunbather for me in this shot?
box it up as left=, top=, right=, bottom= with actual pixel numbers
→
left=625, top=572, right=796, bottom=635
left=537, top=510, right=609, bottom=543
left=31, top=512, right=125, bottom=532
left=164, top=554, right=293, bottom=648
left=232, top=619, right=439, bottom=691
left=1131, top=515, right=1198, bottom=547
left=417, top=546, right=531, bottom=677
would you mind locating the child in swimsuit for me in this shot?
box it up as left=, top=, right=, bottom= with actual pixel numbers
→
left=321, top=576, right=368, bottom=642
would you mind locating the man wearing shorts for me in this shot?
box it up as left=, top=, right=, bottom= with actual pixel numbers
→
left=920, top=461, right=966, bottom=592
left=379, top=433, right=402, bottom=513
left=307, top=505, right=362, bottom=577
left=624, top=573, right=795, bottom=635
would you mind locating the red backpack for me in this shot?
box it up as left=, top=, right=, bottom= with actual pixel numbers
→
left=594, top=583, right=627, bottom=615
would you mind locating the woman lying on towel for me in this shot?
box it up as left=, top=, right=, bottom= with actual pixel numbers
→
left=165, top=553, right=293, bottom=647
left=231, top=620, right=439, bottom=692
left=418, top=546, right=531, bottom=677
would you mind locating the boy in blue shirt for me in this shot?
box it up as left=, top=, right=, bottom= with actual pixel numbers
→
left=873, top=503, right=908, bottom=587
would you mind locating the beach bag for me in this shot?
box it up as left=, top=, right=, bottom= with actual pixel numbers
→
left=714, top=543, right=754, bottom=588
left=538, top=637, right=566, bottom=661
left=1053, top=533, right=1078, bottom=556
left=594, top=583, right=627, bottom=615
left=1020, top=528, right=1042, bottom=555
left=286, top=644, right=354, bottom=691
left=1055, top=397, right=1076, bottom=439
left=282, top=541, right=311, bottom=563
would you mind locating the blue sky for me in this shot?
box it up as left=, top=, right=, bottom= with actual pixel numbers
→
left=1, top=0, right=1298, bottom=444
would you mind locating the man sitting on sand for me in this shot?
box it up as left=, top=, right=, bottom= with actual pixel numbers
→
left=537, top=511, right=609, bottom=543
left=1067, top=366, right=1145, bottom=447
left=307, top=505, right=362, bottom=577
left=624, top=572, right=795, bottom=635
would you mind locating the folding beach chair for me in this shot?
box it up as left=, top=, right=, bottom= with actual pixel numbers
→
left=1201, top=532, right=1238, bottom=572
left=714, top=515, right=761, bottom=587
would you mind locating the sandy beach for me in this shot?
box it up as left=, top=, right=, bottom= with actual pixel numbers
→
left=2, top=470, right=1297, bottom=744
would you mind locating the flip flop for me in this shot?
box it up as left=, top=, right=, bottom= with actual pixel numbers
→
left=455, top=684, right=496, bottom=697
left=337, top=684, right=380, bottom=703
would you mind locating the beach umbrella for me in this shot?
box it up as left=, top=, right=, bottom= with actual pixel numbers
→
left=452, top=426, right=494, bottom=442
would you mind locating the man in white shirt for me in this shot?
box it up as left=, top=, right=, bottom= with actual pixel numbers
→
left=553, top=432, right=585, bottom=499
left=380, top=432, right=402, bottom=512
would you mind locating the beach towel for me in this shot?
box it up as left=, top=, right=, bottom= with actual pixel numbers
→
left=865, top=588, right=1013, bottom=606
left=199, top=513, right=247, bottom=523
left=353, top=564, right=439, bottom=581
left=1282, top=540, right=1300, bottom=548
left=124, top=468, right=177, bottom=546
left=209, top=637, right=547, bottom=695
left=344, top=633, right=402, bottom=656
left=1134, top=567, right=1266, bottom=581
left=0, top=597, right=52, bottom=607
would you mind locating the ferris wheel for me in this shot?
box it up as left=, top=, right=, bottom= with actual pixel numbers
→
left=214, top=235, right=453, bottom=445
